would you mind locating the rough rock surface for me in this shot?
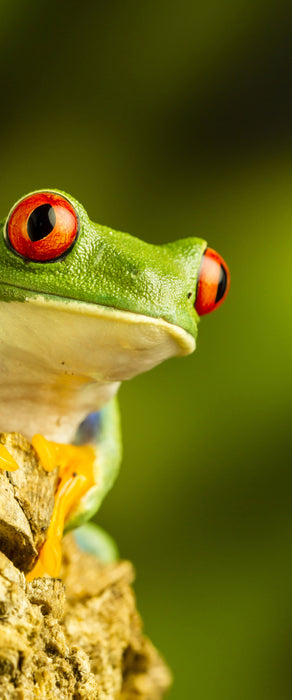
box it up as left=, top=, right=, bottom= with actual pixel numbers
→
left=0, top=536, right=171, bottom=699
left=0, top=433, right=172, bottom=698
left=0, top=432, right=58, bottom=573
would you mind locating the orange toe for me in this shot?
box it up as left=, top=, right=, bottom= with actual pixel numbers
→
left=29, top=437, right=96, bottom=580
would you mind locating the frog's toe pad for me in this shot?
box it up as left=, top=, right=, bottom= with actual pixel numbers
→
left=74, top=523, right=119, bottom=563
left=0, top=444, right=19, bottom=471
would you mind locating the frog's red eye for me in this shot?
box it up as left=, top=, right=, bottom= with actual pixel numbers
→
left=6, top=192, right=79, bottom=262
left=195, top=247, right=230, bottom=315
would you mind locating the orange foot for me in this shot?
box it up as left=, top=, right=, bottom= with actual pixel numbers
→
left=0, top=444, right=19, bottom=471
left=27, top=436, right=95, bottom=581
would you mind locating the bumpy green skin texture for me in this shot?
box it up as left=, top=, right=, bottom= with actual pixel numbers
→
left=0, top=190, right=206, bottom=339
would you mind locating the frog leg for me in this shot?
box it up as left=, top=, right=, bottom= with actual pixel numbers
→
left=27, top=440, right=95, bottom=580
left=28, top=397, right=122, bottom=580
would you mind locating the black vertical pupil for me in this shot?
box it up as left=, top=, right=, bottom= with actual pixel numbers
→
left=215, top=264, right=227, bottom=303
left=27, top=204, right=56, bottom=242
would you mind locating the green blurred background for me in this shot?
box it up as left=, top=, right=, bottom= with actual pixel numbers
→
left=1, top=2, right=291, bottom=697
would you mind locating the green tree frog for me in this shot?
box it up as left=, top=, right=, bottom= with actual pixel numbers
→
left=0, top=190, right=230, bottom=579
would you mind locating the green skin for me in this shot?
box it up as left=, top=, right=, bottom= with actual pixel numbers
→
left=0, top=190, right=207, bottom=560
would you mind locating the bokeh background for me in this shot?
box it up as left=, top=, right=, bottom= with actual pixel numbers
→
left=1, top=2, right=291, bottom=698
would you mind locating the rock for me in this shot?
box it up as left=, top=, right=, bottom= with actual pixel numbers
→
left=0, top=433, right=172, bottom=698
left=0, top=538, right=171, bottom=699
left=0, top=433, right=58, bottom=573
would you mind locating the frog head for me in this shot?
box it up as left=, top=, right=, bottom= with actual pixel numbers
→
left=0, top=190, right=230, bottom=381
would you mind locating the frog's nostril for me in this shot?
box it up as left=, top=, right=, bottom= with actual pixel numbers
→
left=195, top=248, right=230, bottom=316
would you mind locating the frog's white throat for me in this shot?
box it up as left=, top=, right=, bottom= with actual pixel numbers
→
left=0, top=296, right=195, bottom=442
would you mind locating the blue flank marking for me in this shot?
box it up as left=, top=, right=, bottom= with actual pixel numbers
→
left=75, top=411, right=102, bottom=444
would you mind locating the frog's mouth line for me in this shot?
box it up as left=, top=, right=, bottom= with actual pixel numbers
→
left=1, top=282, right=196, bottom=356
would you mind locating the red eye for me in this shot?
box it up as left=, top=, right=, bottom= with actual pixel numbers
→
left=6, top=191, right=79, bottom=262
left=195, top=247, right=230, bottom=316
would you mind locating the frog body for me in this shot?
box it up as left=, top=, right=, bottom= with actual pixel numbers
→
left=0, top=190, right=229, bottom=575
